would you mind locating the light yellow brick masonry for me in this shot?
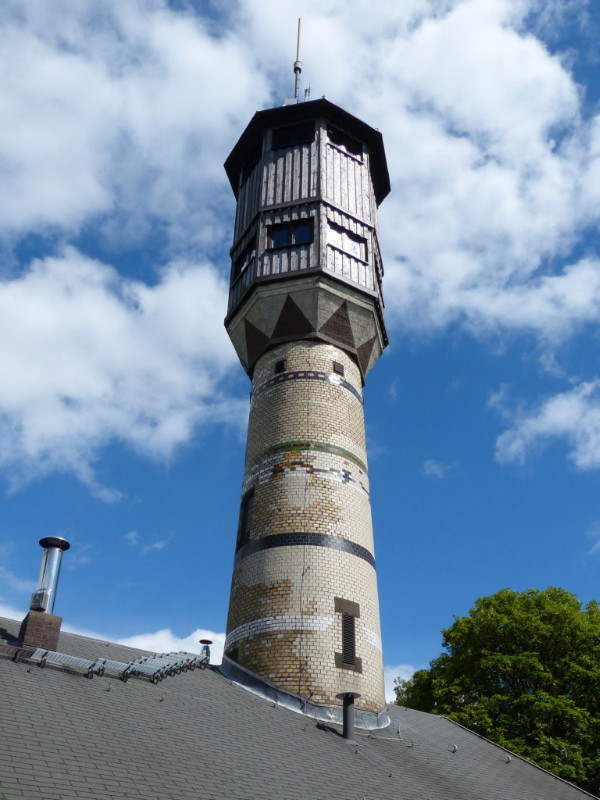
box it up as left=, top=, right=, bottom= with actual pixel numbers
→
left=246, top=342, right=367, bottom=463
left=226, top=341, right=385, bottom=712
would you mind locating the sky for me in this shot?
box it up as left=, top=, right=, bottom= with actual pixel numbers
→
left=1, top=0, right=600, bottom=702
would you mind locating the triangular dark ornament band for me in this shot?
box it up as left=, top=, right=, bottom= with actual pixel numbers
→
left=271, top=295, right=314, bottom=339
left=318, top=301, right=355, bottom=349
left=244, top=319, right=270, bottom=366
left=357, top=335, right=377, bottom=375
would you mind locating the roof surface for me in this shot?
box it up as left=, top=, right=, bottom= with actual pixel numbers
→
left=0, top=615, right=595, bottom=800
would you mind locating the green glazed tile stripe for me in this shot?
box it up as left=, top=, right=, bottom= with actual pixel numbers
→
left=252, top=440, right=367, bottom=473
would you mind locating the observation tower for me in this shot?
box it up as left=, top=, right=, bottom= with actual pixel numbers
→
left=223, top=86, right=390, bottom=716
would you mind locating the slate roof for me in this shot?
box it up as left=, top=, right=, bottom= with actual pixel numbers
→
left=0, top=615, right=595, bottom=800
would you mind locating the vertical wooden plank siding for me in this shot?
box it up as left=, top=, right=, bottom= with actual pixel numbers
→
left=234, top=134, right=320, bottom=245
left=234, top=162, right=262, bottom=242
left=322, top=206, right=375, bottom=292
left=260, top=243, right=313, bottom=278
left=262, top=141, right=318, bottom=210
left=322, top=142, right=375, bottom=226
left=228, top=254, right=257, bottom=314
left=325, top=246, right=372, bottom=291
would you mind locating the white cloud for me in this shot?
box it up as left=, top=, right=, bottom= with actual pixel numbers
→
left=389, top=0, right=577, bottom=156
left=124, top=531, right=139, bottom=546
left=0, top=567, right=36, bottom=595
left=0, top=601, right=27, bottom=622
left=64, top=543, right=94, bottom=571
left=124, top=530, right=174, bottom=553
left=0, top=249, right=246, bottom=496
left=142, top=534, right=173, bottom=554
left=0, top=542, right=16, bottom=559
left=422, top=459, right=455, bottom=479
left=332, top=0, right=599, bottom=343
left=117, top=627, right=225, bottom=665
left=495, top=379, right=600, bottom=469
left=585, top=521, right=600, bottom=557
left=0, top=0, right=270, bottom=249
left=384, top=662, right=417, bottom=703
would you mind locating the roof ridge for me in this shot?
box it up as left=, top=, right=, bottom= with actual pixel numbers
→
left=0, top=642, right=209, bottom=683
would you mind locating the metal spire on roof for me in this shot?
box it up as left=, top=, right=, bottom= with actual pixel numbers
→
left=293, top=18, right=302, bottom=100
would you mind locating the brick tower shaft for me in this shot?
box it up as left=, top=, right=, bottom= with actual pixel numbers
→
left=226, top=340, right=384, bottom=710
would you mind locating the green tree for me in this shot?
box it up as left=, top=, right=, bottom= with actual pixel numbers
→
left=395, top=588, right=600, bottom=794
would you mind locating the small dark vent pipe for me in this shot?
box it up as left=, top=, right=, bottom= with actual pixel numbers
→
left=337, top=692, right=361, bottom=742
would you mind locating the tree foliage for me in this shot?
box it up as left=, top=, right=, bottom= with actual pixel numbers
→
left=395, top=588, right=600, bottom=793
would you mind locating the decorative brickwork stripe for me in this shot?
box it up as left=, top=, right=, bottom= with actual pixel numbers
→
left=252, top=440, right=368, bottom=473
left=246, top=451, right=369, bottom=496
left=252, top=370, right=363, bottom=404
left=225, top=616, right=383, bottom=653
left=235, top=532, right=376, bottom=569
left=225, top=614, right=334, bottom=649
left=362, top=627, right=383, bottom=652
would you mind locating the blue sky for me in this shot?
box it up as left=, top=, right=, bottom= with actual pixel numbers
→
left=2, top=0, right=600, bottom=700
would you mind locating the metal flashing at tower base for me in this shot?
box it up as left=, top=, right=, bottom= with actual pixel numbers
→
left=217, top=655, right=390, bottom=730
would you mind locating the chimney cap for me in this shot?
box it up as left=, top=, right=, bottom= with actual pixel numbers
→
left=39, top=536, right=71, bottom=552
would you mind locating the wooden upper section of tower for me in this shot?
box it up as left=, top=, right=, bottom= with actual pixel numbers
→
left=224, top=98, right=390, bottom=378
left=225, top=99, right=390, bottom=203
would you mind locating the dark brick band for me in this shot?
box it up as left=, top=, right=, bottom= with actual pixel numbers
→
left=235, top=532, right=376, bottom=569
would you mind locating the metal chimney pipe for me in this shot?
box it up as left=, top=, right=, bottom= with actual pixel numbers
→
left=30, top=537, right=70, bottom=614
left=336, top=692, right=361, bottom=742
left=199, top=639, right=212, bottom=663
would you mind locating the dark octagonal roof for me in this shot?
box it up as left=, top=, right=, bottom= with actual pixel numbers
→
left=224, top=98, right=391, bottom=204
